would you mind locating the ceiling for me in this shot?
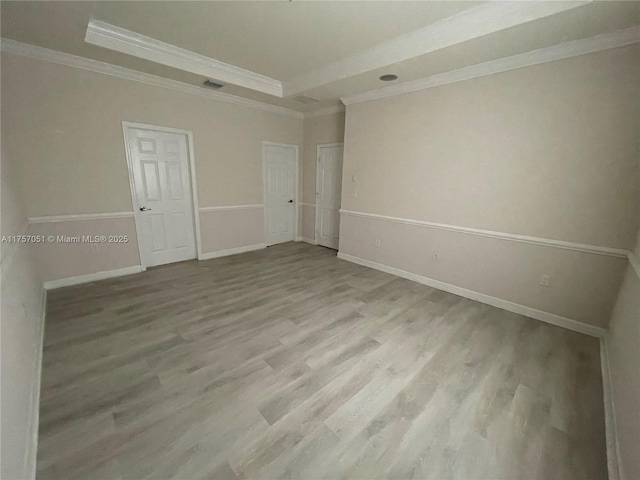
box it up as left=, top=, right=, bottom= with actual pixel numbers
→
left=2, top=1, right=639, bottom=113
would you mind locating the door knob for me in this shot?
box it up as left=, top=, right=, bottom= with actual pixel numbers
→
left=139, top=206, right=151, bottom=211
left=288, top=200, right=294, bottom=203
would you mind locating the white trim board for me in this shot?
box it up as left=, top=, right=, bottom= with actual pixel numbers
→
left=85, top=20, right=282, bottom=97
left=628, top=252, right=640, bottom=279
left=43, top=265, right=143, bottom=290
left=28, top=212, right=134, bottom=223
left=199, top=204, right=263, bottom=212
left=600, top=337, right=621, bottom=480
left=0, top=38, right=303, bottom=119
left=200, top=243, right=266, bottom=260
left=341, top=26, right=640, bottom=105
left=338, top=252, right=605, bottom=339
left=285, top=1, right=589, bottom=96
left=340, top=210, right=630, bottom=259
left=24, top=287, right=47, bottom=480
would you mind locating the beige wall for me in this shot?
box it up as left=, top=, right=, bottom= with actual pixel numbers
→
left=607, top=260, right=640, bottom=480
left=28, top=218, right=140, bottom=282
left=1, top=52, right=303, bottom=279
left=301, top=112, right=345, bottom=240
left=340, top=214, right=627, bottom=328
left=606, top=162, right=640, bottom=480
left=200, top=208, right=264, bottom=253
left=1, top=144, right=45, bottom=479
left=340, top=45, right=640, bottom=328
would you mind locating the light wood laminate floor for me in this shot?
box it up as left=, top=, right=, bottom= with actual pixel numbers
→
left=37, top=243, right=607, bottom=480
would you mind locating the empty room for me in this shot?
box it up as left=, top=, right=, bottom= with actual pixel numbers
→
left=1, top=1, right=639, bottom=479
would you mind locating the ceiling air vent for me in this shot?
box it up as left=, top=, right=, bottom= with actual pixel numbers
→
left=203, top=79, right=225, bottom=90
left=295, top=95, right=319, bottom=104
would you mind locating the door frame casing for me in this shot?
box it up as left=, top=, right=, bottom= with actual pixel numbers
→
left=122, top=121, right=203, bottom=270
left=315, top=142, right=344, bottom=246
left=262, top=141, right=300, bottom=246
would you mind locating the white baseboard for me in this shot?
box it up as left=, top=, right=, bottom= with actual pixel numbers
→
left=297, top=237, right=317, bottom=245
left=600, top=336, right=622, bottom=480
left=43, top=265, right=143, bottom=290
left=337, top=252, right=605, bottom=339
left=199, top=243, right=266, bottom=260
left=24, top=288, right=47, bottom=479
left=338, top=251, right=618, bottom=471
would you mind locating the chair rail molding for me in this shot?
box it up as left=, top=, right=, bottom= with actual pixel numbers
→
left=340, top=209, right=630, bottom=258
left=199, top=204, right=264, bottom=212
left=628, top=252, right=640, bottom=279
left=28, top=212, right=135, bottom=223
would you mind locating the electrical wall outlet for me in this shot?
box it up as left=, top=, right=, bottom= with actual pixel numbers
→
left=539, top=275, right=551, bottom=287
left=374, top=239, right=381, bottom=247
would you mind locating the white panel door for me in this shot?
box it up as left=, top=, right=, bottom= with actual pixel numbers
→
left=127, top=128, right=196, bottom=267
left=263, top=144, right=297, bottom=246
left=316, top=144, right=344, bottom=250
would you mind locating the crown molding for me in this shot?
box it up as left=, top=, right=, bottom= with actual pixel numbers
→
left=84, top=4, right=589, bottom=99
left=303, top=105, right=345, bottom=119
left=341, top=26, right=640, bottom=106
left=0, top=39, right=304, bottom=119
left=85, top=19, right=283, bottom=97
left=284, top=1, right=590, bottom=96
